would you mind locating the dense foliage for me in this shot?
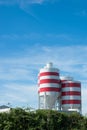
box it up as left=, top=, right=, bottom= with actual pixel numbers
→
left=0, top=108, right=87, bottom=130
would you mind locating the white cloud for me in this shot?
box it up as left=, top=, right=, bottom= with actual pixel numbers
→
left=75, top=10, right=87, bottom=17
left=0, top=45, right=87, bottom=81
left=0, top=33, right=85, bottom=47
left=0, top=33, right=42, bottom=40
left=0, top=83, right=38, bottom=108
left=0, top=0, right=57, bottom=20
left=0, top=44, right=87, bottom=114
left=46, top=33, right=73, bottom=41
left=27, top=0, right=44, bottom=4
left=0, top=0, right=56, bottom=5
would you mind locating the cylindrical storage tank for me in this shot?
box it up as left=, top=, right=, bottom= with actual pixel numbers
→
left=60, top=76, right=81, bottom=113
left=38, top=62, right=60, bottom=109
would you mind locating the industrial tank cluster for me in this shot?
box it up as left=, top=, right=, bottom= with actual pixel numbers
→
left=38, top=63, right=81, bottom=113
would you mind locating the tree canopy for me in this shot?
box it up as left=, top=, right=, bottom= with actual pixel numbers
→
left=0, top=108, right=87, bottom=130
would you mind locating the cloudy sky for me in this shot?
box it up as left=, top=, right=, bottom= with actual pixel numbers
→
left=0, top=0, right=87, bottom=115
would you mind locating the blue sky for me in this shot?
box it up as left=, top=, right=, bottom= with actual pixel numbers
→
left=0, top=0, right=87, bottom=115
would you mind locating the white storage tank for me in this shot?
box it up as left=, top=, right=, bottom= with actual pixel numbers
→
left=60, top=76, right=81, bottom=113
left=38, top=62, right=61, bottom=110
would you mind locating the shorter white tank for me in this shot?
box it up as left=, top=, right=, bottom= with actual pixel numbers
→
left=60, top=76, right=81, bottom=113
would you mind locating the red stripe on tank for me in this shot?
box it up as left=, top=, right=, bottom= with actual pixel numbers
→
left=62, top=100, right=81, bottom=104
left=40, top=72, right=59, bottom=76
left=38, top=87, right=60, bottom=92
left=62, top=83, right=81, bottom=88
left=40, top=79, right=60, bottom=84
left=62, top=91, right=81, bottom=96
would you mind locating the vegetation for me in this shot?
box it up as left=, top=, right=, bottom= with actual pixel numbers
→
left=0, top=108, right=87, bottom=130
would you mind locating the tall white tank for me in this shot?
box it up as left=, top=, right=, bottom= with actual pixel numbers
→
left=60, top=76, right=81, bottom=113
left=38, top=62, right=60, bottom=110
